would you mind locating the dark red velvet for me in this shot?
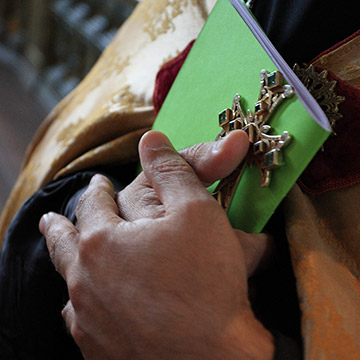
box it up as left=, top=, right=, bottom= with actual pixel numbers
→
left=152, top=40, right=195, bottom=114
left=297, top=71, right=360, bottom=194
left=153, top=37, right=360, bottom=194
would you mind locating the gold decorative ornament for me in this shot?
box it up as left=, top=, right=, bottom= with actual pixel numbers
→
left=244, top=0, right=255, bottom=9
left=293, top=63, right=345, bottom=133
left=214, top=70, right=294, bottom=211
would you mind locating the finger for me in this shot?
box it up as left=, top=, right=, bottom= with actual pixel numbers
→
left=76, top=174, right=122, bottom=233
left=138, top=131, right=212, bottom=210
left=62, top=301, right=105, bottom=360
left=116, top=173, right=165, bottom=221
left=39, top=212, right=78, bottom=280
left=234, top=230, right=274, bottom=277
left=179, top=130, right=249, bottom=187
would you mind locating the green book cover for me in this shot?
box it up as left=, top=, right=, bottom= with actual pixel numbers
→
left=152, top=0, right=331, bottom=233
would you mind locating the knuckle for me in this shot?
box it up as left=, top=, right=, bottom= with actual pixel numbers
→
left=100, top=174, right=115, bottom=191
left=151, top=158, right=194, bottom=186
left=61, top=301, right=85, bottom=344
left=79, top=226, right=105, bottom=245
left=92, top=174, right=114, bottom=195
left=76, top=177, right=115, bottom=220
left=69, top=322, right=86, bottom=347
left=77, top=227, right=107, bottom=263
left=142, top=189, right=162, bottom=207
left=182, top=142, right=207, bottom=165
left=154, top=157, right=192, bottom=175
left=179, top=196, right=215, bottom=220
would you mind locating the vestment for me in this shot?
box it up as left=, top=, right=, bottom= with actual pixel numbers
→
left=0, top=0, right=359, bottom=358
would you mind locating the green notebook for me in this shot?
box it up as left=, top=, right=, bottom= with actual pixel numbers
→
left=152, top=0, right=331, bottom=233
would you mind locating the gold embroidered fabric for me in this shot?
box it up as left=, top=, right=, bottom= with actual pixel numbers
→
left=0, top=0, right=216, bottom=246
left=0, top=0, right=360, bottom=358
left=313, top=34, right=360, bottom=89
left=284, top=183, right=360, bottom=358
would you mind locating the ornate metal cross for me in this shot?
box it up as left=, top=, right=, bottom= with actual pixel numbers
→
left=213, top=70, right=294, bottom=211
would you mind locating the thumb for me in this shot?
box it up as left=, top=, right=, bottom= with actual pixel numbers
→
left=234, top=230, right=274, bottom=277
left=179, top=130, right=249, bottom=187
left=138, top=130, right=212, bottom=211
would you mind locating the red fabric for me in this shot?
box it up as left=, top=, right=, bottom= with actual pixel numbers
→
left=297, top=71, right=360, bottom=194
left=152, top=40, right=195, bottom=114
left=153, top=38, right=360, bottom=195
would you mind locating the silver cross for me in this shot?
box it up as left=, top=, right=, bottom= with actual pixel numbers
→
left=214, top=70, right=294, bottom=211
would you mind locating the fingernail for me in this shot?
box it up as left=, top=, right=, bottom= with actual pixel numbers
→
left=212, top=134, right=228, bottom=153
left=142, top=131, right=174, bottom=151
left=90, top=174, right=101, bottom=185
left=39, top=213, right=49, bottom=234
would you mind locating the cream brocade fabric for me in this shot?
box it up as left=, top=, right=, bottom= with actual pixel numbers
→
left=0, top=0, right=216, bottom=245
left=1, top=0, right=360, bottom=358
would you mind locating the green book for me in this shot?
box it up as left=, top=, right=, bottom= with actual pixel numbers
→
left=152, top=0, right=330, bottom=233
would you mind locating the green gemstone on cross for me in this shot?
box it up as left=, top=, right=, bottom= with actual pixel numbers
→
left=264, top=150, right=275, bottom=168
left=219, top=109, right=229, bottom=126
left=264, top=149, right=282, bottom=168
left=267, top=72, right=277, bottom=87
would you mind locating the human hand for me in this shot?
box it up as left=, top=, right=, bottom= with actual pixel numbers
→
left=117, top=131, right=272, bottom=277
left=40, top=131, right=274, bottom=359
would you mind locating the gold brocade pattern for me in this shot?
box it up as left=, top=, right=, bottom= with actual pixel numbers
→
left=143, top=0, right=193, bottom=40
left=313, top=34, right=360, bottom=89
left=0, top=0, right=216, bottom=246
left=104, top=85, right=146, bottom=113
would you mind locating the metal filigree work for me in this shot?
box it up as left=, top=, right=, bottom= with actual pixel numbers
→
left=293, top=63, right=345, bottom=132
left=244, top=0, right=255, bottom=9
left=214, top=70, right=294, bottom=211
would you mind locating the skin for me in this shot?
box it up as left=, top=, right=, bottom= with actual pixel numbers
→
left=39, top=130, right=274, bottom=359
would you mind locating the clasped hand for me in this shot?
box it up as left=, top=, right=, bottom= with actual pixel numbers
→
left=39, top=130, right=274, bottom=359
